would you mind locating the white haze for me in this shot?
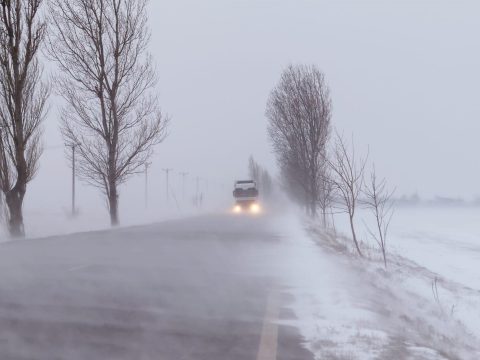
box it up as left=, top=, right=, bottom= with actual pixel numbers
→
left=18, top=0, right=480, bottom=237
left=0, top=2, right=478, bottom=358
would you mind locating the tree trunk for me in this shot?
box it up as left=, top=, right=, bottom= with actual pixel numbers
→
left=108, top=182, right=119, bottom=226
left=330, top=210, right=337, bottom=236
left=5, top=188, right=25, bottom=238
left=308, top=198, right=317, bottom=218
left=349, top=215, right=363, bottom=257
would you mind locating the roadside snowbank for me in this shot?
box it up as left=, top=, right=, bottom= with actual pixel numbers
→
left=277, top=211, right=480, bottom=359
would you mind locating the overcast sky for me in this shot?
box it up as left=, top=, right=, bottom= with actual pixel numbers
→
left=28, top=0, right=480, bottom=218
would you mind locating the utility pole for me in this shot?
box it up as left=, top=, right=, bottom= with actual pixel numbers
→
left=200, top=178, right=208, bottom=207
left=179, top=172, right=188, bottom=200
left=68, top=142, right=81, bottom=217
left=196, top=176, right=200, bottom=209
left=162, top=168, right=173, bottom=204
left=144, top=162, right=151, bottom=209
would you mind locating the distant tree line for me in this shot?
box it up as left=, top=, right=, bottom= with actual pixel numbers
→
left=267, top=64, right=394, bottom=266
left=247, top=156, right=273, bottom=200
left=0, top=0, right=169, bottom=237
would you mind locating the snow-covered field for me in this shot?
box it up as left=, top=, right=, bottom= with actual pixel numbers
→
left=280, top=206, right=480, bottom=359
left=389, top=207, right=480, bottom=292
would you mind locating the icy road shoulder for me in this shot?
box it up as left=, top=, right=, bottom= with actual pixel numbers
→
left=276, top=215, right=480, bottom=360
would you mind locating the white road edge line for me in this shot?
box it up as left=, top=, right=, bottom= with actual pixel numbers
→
left=257, top=288, right=280, bottom=360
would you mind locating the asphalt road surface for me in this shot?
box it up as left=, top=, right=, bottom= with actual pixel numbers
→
left=0, top=214, right=314, bottom=360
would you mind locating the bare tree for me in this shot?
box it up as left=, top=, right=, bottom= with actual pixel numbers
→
left=277, top=147, right=309, bottom=208
left=328, top=133, right=367, bottom=256
left=260, top=168, right=273, bottom=199
left=266, top=64, right=331, bottom=217
left=0, top=0, right=49, bottom=237
left=318, top=162, right=333, bottom=227
left=248, top=155, right=261, bottom=183
left=247, top=156, right=274, bottom=200
left=363, top=166, right=395, bottom=267
left=47, top=0, right=169, bottom=226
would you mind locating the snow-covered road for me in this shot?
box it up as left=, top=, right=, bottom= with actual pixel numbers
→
left=1, top=210, right=479, bottom=359
left=0, top=214, right=313, bottom=360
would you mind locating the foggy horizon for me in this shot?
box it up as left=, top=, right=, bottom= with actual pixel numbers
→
left=1, top=1, right=480, bottom=359
left=25, top=0, right=480, bottom=222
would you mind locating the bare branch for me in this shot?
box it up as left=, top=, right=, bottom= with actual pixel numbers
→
left=0, top=0, right=49, bottom=237
left=327, top=132, right=367, bottom=256
left=363, top=164, right=395, bottom=267
left=47, top=0, right=169, bottom=226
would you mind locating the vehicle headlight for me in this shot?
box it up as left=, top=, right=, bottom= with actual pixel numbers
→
left=233, top=205, right=242, bottom=213
left=250, top=203, right=260, bottom=213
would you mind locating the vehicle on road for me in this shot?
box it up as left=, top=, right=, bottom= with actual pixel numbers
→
left=232, top=180, right=261, bottom=214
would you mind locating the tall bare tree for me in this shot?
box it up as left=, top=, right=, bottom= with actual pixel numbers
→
left=266, top=64, right=331, bottom=217
left=260, top=168, right=273, bottom=199
left=278, top=147, right=309, bottom=207
left=328, top=133, right=367, bottom=256
left=47, top=0, right=169, bottom=225
left=0, top=0, right=49, bottom=237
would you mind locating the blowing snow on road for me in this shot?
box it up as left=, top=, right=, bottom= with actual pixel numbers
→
left=0, top=211, right=478, bottom=359
left=0, top=215, right=314, bottom=359
left=0, top=0, right=478, bottom=359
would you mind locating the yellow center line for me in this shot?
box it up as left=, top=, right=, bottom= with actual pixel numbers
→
left=257, top=288, right=280, bottom=360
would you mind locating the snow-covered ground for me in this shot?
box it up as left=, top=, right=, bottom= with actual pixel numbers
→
left=2, top=202, right=479, bottom=358
left=0, top=196, right=230, bottom=241
left=279, top=207, right=480, bottom=359
left=389, top=207, right=480, bottom=291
